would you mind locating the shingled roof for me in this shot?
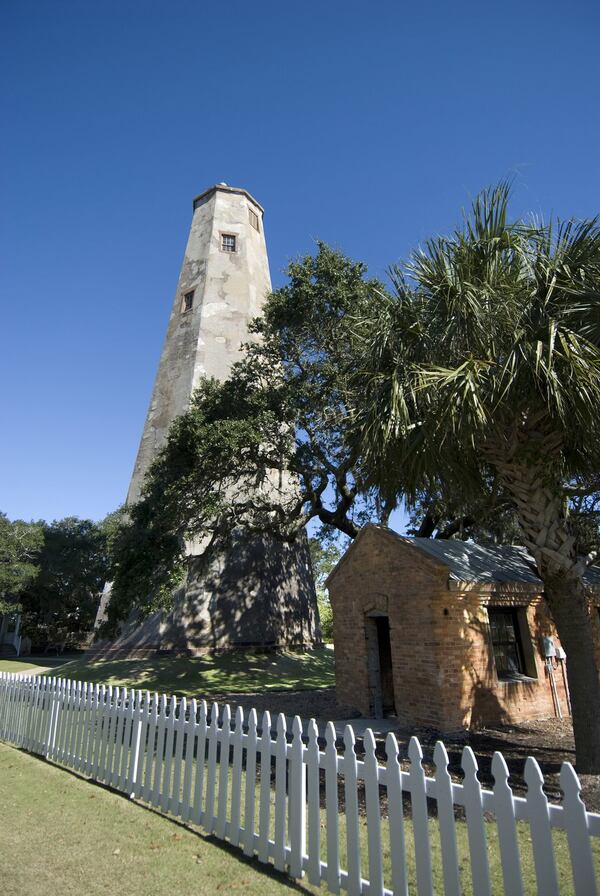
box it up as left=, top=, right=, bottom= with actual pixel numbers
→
left=327, top=524, right=600, bottom=588
left=404, top=536, right=600, bottom=587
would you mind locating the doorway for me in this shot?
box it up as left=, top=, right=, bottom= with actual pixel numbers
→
left=365, top=613, right=396, bottom=718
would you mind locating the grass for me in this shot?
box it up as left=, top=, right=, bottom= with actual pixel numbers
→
left=2, top=740, right=595, bottom=896
left=339, top=808, right=594, bottom=895
left=0, top=742, right=302, bottom=896
left=0, top=656, right=69, bottom=675
left=0, top=648, right=335, bottom=697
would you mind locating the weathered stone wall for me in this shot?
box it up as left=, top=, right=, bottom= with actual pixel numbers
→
left=97, top=185, right=319, bottom=652
left=329, top=526, right=581, bottom=731
left=93, top=529, right=319, bottom=655
left=180, top=530, right=318, bottom=650
left=128, top=185, right=272, bottom=504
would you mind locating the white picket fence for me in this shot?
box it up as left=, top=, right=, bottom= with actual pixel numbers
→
left=0, top=672, right=599, bottom=896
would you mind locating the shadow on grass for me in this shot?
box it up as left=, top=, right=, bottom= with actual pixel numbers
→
left=4, top=744, right=315, bottom=895
left=48, top=648, right=335, bottom=698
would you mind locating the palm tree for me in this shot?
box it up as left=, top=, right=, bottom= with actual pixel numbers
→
left=353, top=184, right=600, bottom=771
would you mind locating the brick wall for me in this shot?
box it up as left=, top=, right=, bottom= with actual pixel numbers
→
left=328, top=526, right=580, bottom=732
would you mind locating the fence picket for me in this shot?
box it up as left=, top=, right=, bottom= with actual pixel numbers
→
left=10, top=676, right=20, bottom=744
left=216, top=703, right=232, bottom=839
left=160, top=695, right=177, bottom=812
left=142, top=693, right=159, bottom=803
left=117, top=689, right=134, bottom=790
left=462, top=746, right=491, bottom=896
left=56, top=678, right=70, bottom=763
left=491, top=751, right=524, bottom=896
left=343, top=725, right=362, bottom=895
left=97, top=684, right=111, bottom=782
left=170, top=695, right=186, bottom=816
left=306, top=718, right=322, bottom=886
left=180, top=697, right=196, bottom=822
left=65, top=679, right=78, bottom=765
left=69, top=681, right=83, bottom=768
left=50, top=678, right=62, bottom=760
left=3, top=670, right=600, bottom=896
left=325, top=721, right=341, bottom=894
left=229, top=705, right=244, bottom=848
left=288, top=715, right=306, bottom=880
left=243, top=708, right=258, bottom=857
left=111, top=687, right=127, bottom=788
left=20, top=677, right=29, bottom=746
left=67, top=679, right=79, bottom=765
left=33, top=677, right=43, bottom=752
left=205, top=702, right=219, bottom=832
left=23, top=677, right=37, bottom=752
left=10, top=676, right=20, bottom=745
left=43, top=677, right=55, bottom=757
left=386, top=733, right=408, bottom=896
left=151, top=694, right=168, bottom=807
left=93, top=684, right=108, bottom=778
left=21, top=676, right=32, bottom=750
left=31, top=676, right=44, bottom=753
left=76, top=681, right=86, bottom=771
left=20, top=677, right=31, bottom=750
left=86, top=683, right=100, bottom=776
left=408, top=736, right=433, bottom=896
left=524, top=756, right=560, bottom=896
left=192, top=700, right=207, bottom=825
left=433, top=741, right=460, bottom=896
left=105, top=686, right=121, bottom=784
left=78, top=681, right=90, bottom=771
left=273, top=713, right=288, bottom=872
left=257, top=710, right=272, bottom=864
left=126, top=690, right=143, bottom=795
left=560, top=761, right=598, bottom=896
left=364, top=728, right=384, bottom=896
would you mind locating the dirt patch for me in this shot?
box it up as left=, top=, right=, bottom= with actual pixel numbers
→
left=205, top=686, right=359, bottom=725
left=393, top=718, right=585, bottom=807
left=213, top=687, right=600, bottom=811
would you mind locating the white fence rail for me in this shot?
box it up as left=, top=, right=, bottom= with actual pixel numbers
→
left=1, top=671, right=599, bottom=895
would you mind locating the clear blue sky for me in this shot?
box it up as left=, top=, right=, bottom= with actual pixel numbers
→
left=2, top=1, right=599, bottom=524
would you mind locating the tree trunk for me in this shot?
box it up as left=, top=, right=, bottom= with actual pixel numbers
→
left=543, top=572, right=600, bottom=773
left=488, top=433, right=600, bottom=772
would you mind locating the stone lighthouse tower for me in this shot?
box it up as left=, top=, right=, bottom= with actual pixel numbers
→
left=98, top=184, right=319, bottom=652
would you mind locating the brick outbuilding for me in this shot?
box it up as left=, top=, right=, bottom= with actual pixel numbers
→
left=327, top=525, right=600, bottom=731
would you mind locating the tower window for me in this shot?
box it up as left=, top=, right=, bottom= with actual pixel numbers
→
left=249, top=209, right=259, bottom=231
left=221, top=233, right=237, bottom=253
left=182, top=290, right=194, bottom=312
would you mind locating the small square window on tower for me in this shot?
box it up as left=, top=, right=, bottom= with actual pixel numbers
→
left=249, top=208, right=259, bottom=231
left=221, top=233, right=237, bottom=253
left=182, top=290, right=194, bottom=312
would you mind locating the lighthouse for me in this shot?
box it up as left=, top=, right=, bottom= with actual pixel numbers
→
left=97, top=184, right=319, bottom=652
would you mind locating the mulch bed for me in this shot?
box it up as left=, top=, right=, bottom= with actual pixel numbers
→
left=211, top=686, right=600, bottom=811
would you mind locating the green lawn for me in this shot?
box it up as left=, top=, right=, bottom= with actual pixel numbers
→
left=1, top=740, right=593, bottom=895
left=0, top=648, right=335, bottom=696
left=0, top=656, right=69, bottom=675
left=0, top=743, right=303, bottom=896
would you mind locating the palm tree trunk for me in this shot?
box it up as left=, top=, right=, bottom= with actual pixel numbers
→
left=491, top=447, right=600, bottom=773
left=543, top=573, right=600, bottom=773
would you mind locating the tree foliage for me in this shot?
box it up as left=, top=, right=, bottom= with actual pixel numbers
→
left=351, top=184, right=600, bottom=770
left=20, top=515, right=117, bottom=647
left=0, top=513, right=43, bottom=614
left=106, top=245, right=390, bottom=628
left=308, top=535, right=346, bottom=641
